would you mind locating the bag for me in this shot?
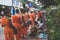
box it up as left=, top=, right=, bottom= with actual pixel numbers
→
left=22, top=15, right=32, bottom=27
left=9, top=22, right=18, bottom=34
left=24, top=20, right=32, bottom=27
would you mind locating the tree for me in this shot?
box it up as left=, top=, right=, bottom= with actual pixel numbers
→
left=46, top=5, right=60, bottom=40
left=20, top=0, right=27, bottom=8
left=54, top=0, right=60, bottom=4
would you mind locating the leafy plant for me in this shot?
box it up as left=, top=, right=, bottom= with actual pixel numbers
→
left=46, top=5, right=60, bottom=40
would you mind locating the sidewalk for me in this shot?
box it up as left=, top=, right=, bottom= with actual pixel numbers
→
left=0, top=24, right=5, bottom=40
left=21, top=36, right=48, bottom=40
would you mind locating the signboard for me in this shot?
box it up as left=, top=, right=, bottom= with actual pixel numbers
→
left=0, top=0, right=12, bottom=6
left=12, top=0, right=23, bottom=8
left=15, top=1, right=20, bottom=7
left=19, top=2, right=23, bottom=8
left=28, top=2, right=32, bottom=7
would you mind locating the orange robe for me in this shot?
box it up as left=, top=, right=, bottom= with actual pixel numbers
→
left=37, top=11, right=42, bottom=18
left=4, top=27, right=14, bottom=40
left=12, top=14, right=22, bottom=40
left=29, top=13, right=36, bottom=25
left=1, top=17, right=9, bottom=27
left=24, top=13, right=29, bottom=22
left=22, top=13, right=29, bottom=36
left=1, top=17, right=14, bottom=40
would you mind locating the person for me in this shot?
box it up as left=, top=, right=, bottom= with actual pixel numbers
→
left=12, top=9, right=22, bottom=40
left=37, top=11, right=42, bottom=18
left=38, top=31, right=47, bottom=39
left=29, top=25, right=38, bottom=37
left=21, top=9, right=29, bottom=36
left=1, top=11, right=4, bottom=17
left=1, top=10, right=15, bottom=40
left=24, top=12, right=29, bottom=22
left=29, top=9, right=36, bottom=26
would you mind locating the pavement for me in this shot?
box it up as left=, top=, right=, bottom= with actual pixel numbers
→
left=0, top=24, right=5, bottom=40
left=22, top=37, right=48, bottom=40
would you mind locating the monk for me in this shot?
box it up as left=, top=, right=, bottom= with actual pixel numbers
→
left=29, top=10, right=36, bottom=26
left=12, top=9, right=23, bottom=40
left=22, top=12, right=29, bottom=36
left=24, top=12, right=29, bottom=22
left=1, top=10, right=15, bottom=40
left=37, top=11, right=43, bottom=18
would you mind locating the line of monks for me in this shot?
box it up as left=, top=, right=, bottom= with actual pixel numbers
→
left=0, top=9, right=43, bottom=40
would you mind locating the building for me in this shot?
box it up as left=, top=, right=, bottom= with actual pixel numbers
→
left=0, top=0, right=23, bottom=15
